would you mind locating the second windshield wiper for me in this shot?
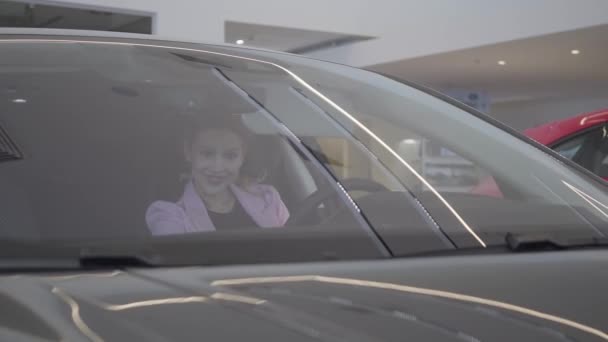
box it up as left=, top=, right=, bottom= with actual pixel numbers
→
left=0, top=239, right=159, bottom=271
left=506, top=233, right=608, bottom=252
left=78, top=254, right=157, bottom=268
left=0, top=255, right=157, bottom=272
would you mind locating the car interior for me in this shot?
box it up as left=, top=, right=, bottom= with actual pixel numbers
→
left=0, top=61, right=377, bottom=242
left=0, top=42, right=605, bottom=255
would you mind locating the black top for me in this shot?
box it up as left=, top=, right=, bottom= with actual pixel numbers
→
left=208, top=200, right=257, bottom=230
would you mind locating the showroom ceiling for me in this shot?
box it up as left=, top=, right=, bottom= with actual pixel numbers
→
left=224, top=20, right=372, bottom=54
left=368, top=24, right=608, bottom=102
left=0, top=0, right=152, bottom=33
left=225, top=20, right=608, bottom=103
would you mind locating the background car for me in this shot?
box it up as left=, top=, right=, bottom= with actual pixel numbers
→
left=0, top=30, right=607, bottom=341
left=472, top=108, right=608, bottom=197
left=526, top=108, right=608, bottom=179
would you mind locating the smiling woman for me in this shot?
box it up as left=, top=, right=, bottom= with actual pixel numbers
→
left=145, top=114, right=290, bottom=234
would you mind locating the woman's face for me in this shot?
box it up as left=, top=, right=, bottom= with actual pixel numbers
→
left=186, top=129, right=245, bottom=195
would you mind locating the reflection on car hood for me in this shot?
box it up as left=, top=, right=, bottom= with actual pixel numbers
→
left=0, top=251, right=607, bottom=341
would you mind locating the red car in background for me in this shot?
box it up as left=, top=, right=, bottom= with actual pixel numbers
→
left=526, top=108, right=608, bottom=166
left=473, top=108, right=608, bottom=197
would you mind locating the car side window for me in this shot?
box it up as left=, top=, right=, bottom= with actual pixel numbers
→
left=553, top=126, right=608, bottom=177
left=220, top=70, right=456, bottom=255
left=261, top=62, right=608, bottom=249
left=599, top=155, right=608, bottom=179
left=553, top=133, right=587, bottom=159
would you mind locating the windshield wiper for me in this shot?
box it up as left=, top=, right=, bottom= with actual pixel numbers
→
left=506, top=233, right=608, bottom=252
left=0, top=240, right=159, bottom=272
left=0, top=255, right=157, bottom=272
left=78, top=254, right=156, bottom=268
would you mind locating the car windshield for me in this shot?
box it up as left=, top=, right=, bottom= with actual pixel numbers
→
left=0, top=36, right=607, bottom=265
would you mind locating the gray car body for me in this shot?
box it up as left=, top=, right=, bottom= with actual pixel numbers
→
left=0, top=250, right=606, bottom=341
left=0, top=30, right=606, bottom=342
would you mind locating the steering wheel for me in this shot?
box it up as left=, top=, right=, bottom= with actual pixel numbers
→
left=286, top=178, right=388, bottom=226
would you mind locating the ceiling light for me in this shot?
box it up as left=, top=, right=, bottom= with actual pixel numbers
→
left=402, top=139, right=418, bottom=145
left=12, top=98, right=27, bottom=103
left=236, top=39, right=245, bottom=45
left=497, top=60, right=506, bottom=66
left=571, top=49, right=580, bottom=55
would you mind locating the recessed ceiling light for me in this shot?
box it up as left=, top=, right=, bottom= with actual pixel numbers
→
left=402, top=139, right=418, bottom=145
left=571, top=49, right=580, bottom=55
left=12, top=98, right=27, bottom=103
left=497, top=60, right=506, bottom=66
left=236, top=39, right=245, bottom=45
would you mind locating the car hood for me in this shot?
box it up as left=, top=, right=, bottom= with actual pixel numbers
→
left=0, top=251, right=607, bottom=342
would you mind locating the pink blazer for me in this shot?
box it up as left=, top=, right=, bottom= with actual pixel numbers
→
left=146, top=182, right=289, bottom=235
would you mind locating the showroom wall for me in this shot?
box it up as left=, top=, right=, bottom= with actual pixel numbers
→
left=3, top=0, right=607, bottom=131
left=491, top=95, right=608, bottom=130
left=19, top=0, right=608, bottom=67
